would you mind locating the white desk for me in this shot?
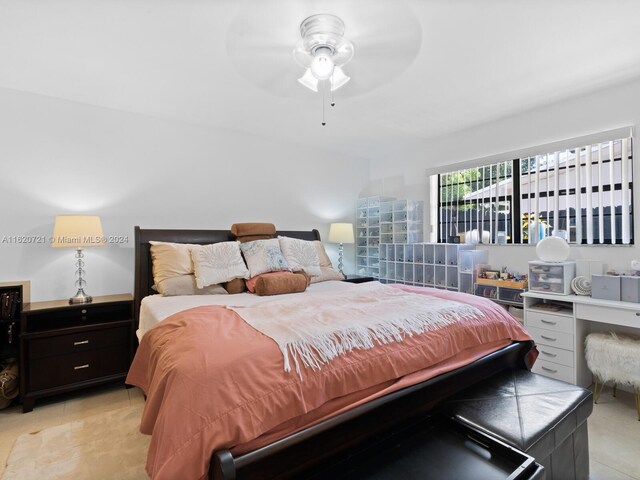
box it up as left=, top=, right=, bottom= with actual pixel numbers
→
left=522, top=291, right=640, bottom=387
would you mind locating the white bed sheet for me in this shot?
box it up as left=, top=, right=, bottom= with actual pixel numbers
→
left=137, top=280, right=358, bottom=340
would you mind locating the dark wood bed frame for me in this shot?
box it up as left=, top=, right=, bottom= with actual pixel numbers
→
left=133, top=226, right=535, bottom=480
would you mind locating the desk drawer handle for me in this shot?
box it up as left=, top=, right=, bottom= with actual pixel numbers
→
left=73, top=340, right=89, bottom=346
left=540, top=335, right=557, bottom=342
left=540, top=350, right=557, bottom=358
left=540, top=319, right=557, bottom=325
left=74, top=364, right=90, bottom=370
left=541, top=366, right=558, bottom=373
left=636, top=312, right=640, bottom=316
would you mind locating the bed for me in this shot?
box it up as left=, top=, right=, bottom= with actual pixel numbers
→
left=127, top=226, right=536, bottom=480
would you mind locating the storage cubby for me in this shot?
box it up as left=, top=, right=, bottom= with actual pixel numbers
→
left=356, top=196, right=424, bottom=278
left=0, top=282, right=29, bottom=362
left=475, top=278, right=528, bottom=306
left=458, top=250, right=490, bottom=299
left=377, top=243, right=475, bottom=291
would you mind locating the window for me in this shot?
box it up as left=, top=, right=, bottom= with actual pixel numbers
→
left=435, top=136, right=633, bottom=245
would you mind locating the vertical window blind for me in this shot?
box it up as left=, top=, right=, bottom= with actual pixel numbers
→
left=436, top=136, right=633, bottom=245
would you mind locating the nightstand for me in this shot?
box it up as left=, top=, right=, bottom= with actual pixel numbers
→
left=343, top=275, right=375, bottom=284
left=20, top=294, right=133, bottom=412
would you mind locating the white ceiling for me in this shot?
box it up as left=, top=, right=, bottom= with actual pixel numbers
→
left=1, top=0, right=640, bottom=161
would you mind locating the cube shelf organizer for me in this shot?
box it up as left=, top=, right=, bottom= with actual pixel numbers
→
left=356, top=196, right=423, bottom=278
left=378, top=243, right=474, bottom=290
left=458, top=250, right=489, bottom=295
left=475, top=278, right=528, bottom=306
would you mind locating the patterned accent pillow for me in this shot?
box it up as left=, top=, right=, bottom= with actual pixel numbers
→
left=278, top=236, right=321, bottom=277
left=240, top=239, right=290, bottom=277
left=191, top=242, right=250, bottom=289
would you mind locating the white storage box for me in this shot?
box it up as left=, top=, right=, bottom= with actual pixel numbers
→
left=620, top=276, right=640, bottom=303
left=528, top=261, right=576, bottom=295
left=591, top=275, right=621, bottom=301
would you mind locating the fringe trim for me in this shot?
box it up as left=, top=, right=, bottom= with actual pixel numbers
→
left=278, top=303, right=482, bottom=376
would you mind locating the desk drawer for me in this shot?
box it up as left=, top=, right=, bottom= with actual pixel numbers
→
left=526, top=311, right=573, bottom=334
left=536, top=344, right=574, bottom=368
left=29, top=345, right=129, bottom=391
left=29, top=326, right=129, bottom=359
left=527, top=326, right=573, bottom=351
left=532, top=359, right=574, bottom=383
left=576, top=303, right=640, bottom=326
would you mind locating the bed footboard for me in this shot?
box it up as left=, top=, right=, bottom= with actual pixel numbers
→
left=208, top=340, right=535, bottom=480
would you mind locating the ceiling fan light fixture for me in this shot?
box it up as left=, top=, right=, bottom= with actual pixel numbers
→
left=330, top=66, right=350, bottom=91
left=293, top=14, right=354, bottom=125
left=310, top=46, right=335, bottom=80
left=298, top=68, right=319, bottom=92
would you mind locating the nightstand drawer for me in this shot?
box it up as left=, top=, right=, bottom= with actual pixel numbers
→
left=28, top=326, right=129, bottom=359
left=29, top=344, right=129, bottom=391
left=25, top=303, right=131, bottom=332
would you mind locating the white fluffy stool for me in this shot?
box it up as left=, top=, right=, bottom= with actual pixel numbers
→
left=585, top=332, right=640, bottom=420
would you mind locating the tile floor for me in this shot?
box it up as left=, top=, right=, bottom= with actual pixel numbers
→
left=0, top=384, right=145, bottom=479
left=0, top=383, right=638, bottom=479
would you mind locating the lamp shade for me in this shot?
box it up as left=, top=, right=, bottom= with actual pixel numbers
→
left=328, top=223, right=354, bottom=244
left=52, top=215, right=106, bottom=248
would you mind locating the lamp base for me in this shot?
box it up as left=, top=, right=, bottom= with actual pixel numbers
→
left=337, top=242, right=345, bottom=275
left=69, top=288, right=93, bottom=304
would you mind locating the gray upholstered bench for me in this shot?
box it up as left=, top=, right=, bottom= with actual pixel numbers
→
left=440, top=369, right=592, bottom=480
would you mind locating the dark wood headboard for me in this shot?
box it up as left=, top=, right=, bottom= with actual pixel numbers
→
left=133, top=226, right=321, bottom=328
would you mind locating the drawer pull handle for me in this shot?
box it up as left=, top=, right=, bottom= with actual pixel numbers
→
left=636, top=312, right=640, bottom=317
left=540, top=335, right=557, bottom=341
left=73, top=340, right=89, bottom=346
left=541, top=366, right=558, bottom=373
left=541, top=350, right=557, bottom=358
left=74, top=364, right=90, bottom=370
left=540, top=319, right=557, bottom=325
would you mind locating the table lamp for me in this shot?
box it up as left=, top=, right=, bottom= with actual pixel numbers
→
left=328, top=223, right=354, bottom=275
left=52, top=215, right=106, bottom=304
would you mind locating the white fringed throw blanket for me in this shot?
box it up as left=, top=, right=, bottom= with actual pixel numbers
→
left=229, top=283, right=485, bottom=375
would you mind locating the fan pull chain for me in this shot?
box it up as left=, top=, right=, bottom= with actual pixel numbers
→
left=321, top=80, right=326, bottom=126
left=330, top=74, right=336, bottom=107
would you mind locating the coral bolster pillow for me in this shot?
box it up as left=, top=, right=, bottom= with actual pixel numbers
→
left=253, top=272, right=308, bottom=296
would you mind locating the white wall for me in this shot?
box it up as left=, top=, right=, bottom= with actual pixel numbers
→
left=367, top=77, right=640, bottom=275
left=0, top=88, right=369, bottom=301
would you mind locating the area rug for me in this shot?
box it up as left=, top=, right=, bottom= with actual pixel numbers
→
left=2, top=404, right=149, bottom=479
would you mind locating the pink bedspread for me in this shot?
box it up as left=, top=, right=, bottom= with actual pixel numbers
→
left=126, top=285, right=533, bottom=480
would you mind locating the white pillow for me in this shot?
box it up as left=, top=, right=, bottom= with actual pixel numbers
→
left=191, top=242, right=250, bottom=288
left=314, top=241, right=333, bottom=268
left=278, top=236, right=321, bottom=277
left=149, top=241, right=197, bottom=285
left=156, top=275, right=228, bottom=296
left=310, top=266, right=345, bottom=284
left=240, top=239, right=290, bottom=277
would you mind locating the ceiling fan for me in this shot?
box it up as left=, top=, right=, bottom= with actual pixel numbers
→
left=225, top=1, right=421, bottom=124
left=293, top=14, right=354, bottom=94
left=293, top=14, right=354, bottom=124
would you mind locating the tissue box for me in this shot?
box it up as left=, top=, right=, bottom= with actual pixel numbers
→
left=620, top=276, right=640, bottom=303
left=591, top=275, right=621, bottom=301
